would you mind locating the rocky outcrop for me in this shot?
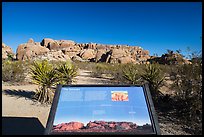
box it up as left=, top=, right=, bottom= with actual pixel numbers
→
left=148, top=52, right=192, bottom=65
left=16, top=38, right=151, bottom=64
left=16, top=39, right=49, bottom=61
left=14, top=38, right=192, bottom=65
left=2, top=43, right=15, bottom=60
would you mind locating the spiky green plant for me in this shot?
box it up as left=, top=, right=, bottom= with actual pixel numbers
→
left=56, top=61, right=78, bottom=84
left=141, top=64, right=165, bottom=98
left=122, top=64, right=141, bottom=84
left=30, top=60, right=57, bottom=104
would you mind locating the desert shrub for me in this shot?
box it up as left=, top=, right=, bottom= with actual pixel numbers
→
left=90, top=63, right=129, bottom=84
left=170, top=63, right=202, bottom=134
left=55, top=61, right=78, bottom=84
left=111, top=64, right=128, bottom=84
left=2, top=60, right=26, bottom=83
left=30, top=60, right=58, bottom=104
left=91, top=63, right=115, bottom=78
left=141, top=64, right=165, bottom=99
left=7, top=53, right=15, bottom=61
left=91, top=63, right=107, bottom=77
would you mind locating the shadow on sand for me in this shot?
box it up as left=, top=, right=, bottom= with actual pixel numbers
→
left=2, top=116, right=45, bottom=135
left=2, top=89, right=35, bottom=100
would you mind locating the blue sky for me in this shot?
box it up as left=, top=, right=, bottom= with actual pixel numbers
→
left=53, top=87, right=152, bottom=127
left=2, top=2, right=202, bottom=57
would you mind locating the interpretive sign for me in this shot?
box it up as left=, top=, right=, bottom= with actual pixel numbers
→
left=45, top=84, right=160, bottom=135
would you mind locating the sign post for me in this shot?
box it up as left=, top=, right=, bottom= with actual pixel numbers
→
left=44, top=84, right=161, bottom=135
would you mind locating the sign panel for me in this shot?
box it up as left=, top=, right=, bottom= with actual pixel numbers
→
left=45, top=84, right=160, bottom=135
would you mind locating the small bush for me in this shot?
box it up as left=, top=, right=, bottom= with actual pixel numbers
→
left=2, top=60, right=26, bottom=83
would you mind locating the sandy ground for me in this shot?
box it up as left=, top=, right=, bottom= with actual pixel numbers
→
left=2, top=84, right=50, bottom=128
left=2, top=70, right=110, bottom=129
left=2, top=69, right=191, bottom=135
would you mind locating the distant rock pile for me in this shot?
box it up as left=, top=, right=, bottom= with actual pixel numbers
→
left=148, top=52, right=192, bottom=65
left=2, top=43, right=15, bottom=60
left=15, top=38, right=150, bottom=64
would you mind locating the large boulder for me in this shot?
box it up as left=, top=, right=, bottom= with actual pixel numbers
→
left=110, top=49, right=127, bottom=58
left=95, top=49, right=109, bottom=62
left=109, top=49, right=129, bottom=63
left=48, top=40, right=76, bottom=50
left=72, top=55, right=88, bottom=62
left=79, top=49, right=96, bottom=60
left=48, top=41, right=60, bottom=50
left=59, top=40, right=75, bottom=48
left=16, top=40, right=49, bottom=61
left=2, top=43, right=15, bottom=60
left=118, top=56, right=136, bottom=64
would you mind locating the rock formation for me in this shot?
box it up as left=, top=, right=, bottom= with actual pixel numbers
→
left=6, top=38, right=192, bottom=65
left=148, top=52, right=192, bottom=65
left=16, top=39, right=49, bottom=61
left=2, top=43, right=15, bottom=60
left=15, top=38, right=151, bottom=64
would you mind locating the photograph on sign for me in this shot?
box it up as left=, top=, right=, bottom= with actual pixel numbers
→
left=49, top=86, right=155, bottom=134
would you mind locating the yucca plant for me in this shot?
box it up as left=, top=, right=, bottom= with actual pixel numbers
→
left=30, top=60, right=57, bottom=104
left=141, top=64, right=165, bottom=99
left=122, top=64, right=142, bottom=84
left=56, top=61, right=78, bottom=84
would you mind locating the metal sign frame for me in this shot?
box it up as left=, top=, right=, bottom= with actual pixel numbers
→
left=44, top=84, right=161, bottom=135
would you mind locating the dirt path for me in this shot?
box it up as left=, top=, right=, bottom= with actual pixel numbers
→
left=73, top=69, right=111, bottom=84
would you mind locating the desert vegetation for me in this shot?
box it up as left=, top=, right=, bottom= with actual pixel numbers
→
left=2, top=48, right=202, bottom=134
left=2, top=60, right=27, bottom=83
